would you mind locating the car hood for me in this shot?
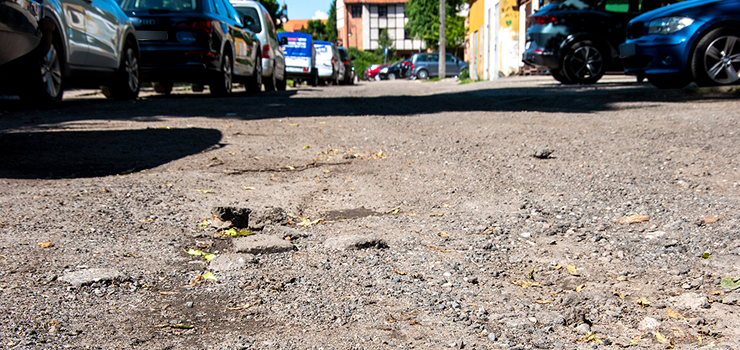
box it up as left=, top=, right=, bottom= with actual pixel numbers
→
left=632, top=0, right=731, bottom=22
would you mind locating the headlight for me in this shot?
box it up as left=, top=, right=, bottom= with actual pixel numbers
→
left=380, top=68, right=388, bottom=73
left=647, top=17, right=694, bottom=34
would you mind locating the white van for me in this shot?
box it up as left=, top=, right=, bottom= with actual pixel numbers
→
left=313, top=41, right=344, bottom=85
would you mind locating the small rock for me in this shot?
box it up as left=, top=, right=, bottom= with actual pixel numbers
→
left=520, top=232, right=531, bottom=238
left=60, top=268, right=124, bottom=288
left=323, top=235, right=388, bottom=250
left=533, top=149, right=553, bottom=159
left=186, top=302, right=194, bottom=308
left=671, top=293, right=708, bottom=310
left=488, top=333, right=497, bottom=342
left=209, top=253, right=256, bottom=271
left=575, top=323, right=590, bottom=335
left=638, top=317, right=661, bottom=331
left=535, top=311, right=565, bottom=326
left=248, top=207, right=288, bottom=230
left=233, top=235, right=294, bottom=254
left=722, top=294, right=739, bottom=306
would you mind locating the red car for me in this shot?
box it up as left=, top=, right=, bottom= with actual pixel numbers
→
left=363, top=64, right=387, bottom=81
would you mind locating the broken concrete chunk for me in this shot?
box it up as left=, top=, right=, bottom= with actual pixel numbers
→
left=248, top=207, right=288, bottom=230
left=263, top=225, right=306, bottom=240
left=638, top=317, right=661, bottom=331
left=212, top=206, right=251, bottom=228
left=323, top=235, right=388, bottom=250
left=670, top=292, right=708, bottom=310
left=60, top=268, right=124, bottom=287
left=209, top=253, right=256, bottom=271
left=233, top=235, right=294, bottom=254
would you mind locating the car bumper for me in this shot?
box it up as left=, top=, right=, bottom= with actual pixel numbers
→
left=619, top=27, right=700, bottom=76
left=139, top=46, right=220, bottom=82
left=522, top=50, right=559, bottom=70
left=262, top=58, right=274, bottom=76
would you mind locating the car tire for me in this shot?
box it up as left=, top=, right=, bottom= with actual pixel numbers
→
left=101, top=38, right=140, bottom=100
left=550, top=68, right=574, bottom=84
left=388, top=72, right=396, bottom=80
left=416, top=69, right=429, bottom=80
left=311, top=68, right=318, bottom=87
left=691, top=27, right=740, bottom=87
left=211, top=51, right=234, bottom=96
left=153, top=81, right=173, bottom=94
left=264, top=65, right=277, bottom=91
left=647, top=74, right=691, bottom=89
left=276, top=66, right=287, bottom=91
left=21, top=34, right=64, bottom=105
left=191, top=83, right=204, bottom=92
left=244, top=54, right=262, bottom=94
left=561, top=40, right=606, bottom=84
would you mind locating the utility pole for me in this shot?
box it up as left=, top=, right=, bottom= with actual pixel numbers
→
left=439, top=0, right=446, bottom=79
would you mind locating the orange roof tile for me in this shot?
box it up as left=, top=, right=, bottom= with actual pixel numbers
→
left=282, top=19, right=326, bottom=32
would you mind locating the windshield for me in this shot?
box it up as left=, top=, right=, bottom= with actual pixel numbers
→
left=314, top=44, right=333, bottom=59
left=119, top=0, right=198, bottom=12
left=338, top=48, right=348, bottom=60
left=234, top=7, right=261, bottom=32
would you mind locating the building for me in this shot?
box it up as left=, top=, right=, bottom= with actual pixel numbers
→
left=282, top=19, right=326, bottom=33
left=336, top=0, right=424, bottom=55
left=466, top=0, right=537, bottom=80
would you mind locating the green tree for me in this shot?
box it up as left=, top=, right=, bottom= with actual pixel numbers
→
left=257, top=0, right=286, bottom=30
left=299, top=20, right=328, bottom=41
left=326, top=0, right=338, bottom=42
left=405, top=0, right=466, bottom=51
left=375, top=28, right=396, bottom=60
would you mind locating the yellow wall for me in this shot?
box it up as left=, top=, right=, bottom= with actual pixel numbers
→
left=467, top=0, right=485, bottom=78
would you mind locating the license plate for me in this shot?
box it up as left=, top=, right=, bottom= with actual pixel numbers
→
left=286, top=67, right=305, bottom=73
left=619, top=43, right=636, bottom=58
left=138, top=31, right=168, bottom=41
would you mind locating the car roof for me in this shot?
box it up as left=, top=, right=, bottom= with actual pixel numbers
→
left=314, top=41, right=332, bottom=45
left=278, top=31, right=312, bottom=39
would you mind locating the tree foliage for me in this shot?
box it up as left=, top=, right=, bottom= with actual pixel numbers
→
left=298, top=20, right=329, bottom=41
left=405, top=0, right=467, bottom=52
left=326, top=0, right=338, bottom=42
left=257, top=0, right=287, bottom=30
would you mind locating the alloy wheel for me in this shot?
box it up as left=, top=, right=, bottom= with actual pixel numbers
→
left=124, top=47, right=140, bottom=93
left=567, top=45, right=603, bottom=81
left=42, top=44, right=62, bottom=99
left=703, top=35, right=740, bottom=85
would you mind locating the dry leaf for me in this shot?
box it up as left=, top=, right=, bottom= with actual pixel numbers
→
left=323, top=169, right=331, bottom=173
left=227, top=303, right=251, bottom=310
left=710, top=290, right=723, bottom=296
left=702, top=215, right=723, bottom=224
left=296, top=217, right=321, bottom=227
left=553, top=264, right=562, bottom=270
left=512, top=280, right=542, bottom=289
left=636, top=297, right=650, bottom=307
left=533, top=300, right=552, bottom=304
left=242, top=186, right=256, bottom=190
left=655, top=330, right=670, bottom=344
left=393, top=270, right=406, bottom=275
left=228, top=152, right=236, bottom=155
left=616, top=214, right=650, bottom=224
left=576, top=284, right=586, bottom=292
left=438, top=231, right=450, bottom=238
left=566, top=265, right=579, bottom=275
left=631, top=333, right=642, bottom=343
left=429, top=213, right=444, bottom=217
left=425, top=245, right=450, bottom=253
left=617, top=276, right=630, bottom=281
left=37, top=242, right=53, bottom=248
left=666, top=308, right=684, bottom=319
left=613, top=292, right=625, bottom=299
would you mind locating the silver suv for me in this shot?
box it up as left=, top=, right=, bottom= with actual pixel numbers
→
left=230, top=0, right=287, bottom=90
left=410, top=52, right=467, bottom=80
left=27, top=0, right=140, bottom=103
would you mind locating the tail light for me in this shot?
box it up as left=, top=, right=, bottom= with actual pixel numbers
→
left=177, top=20, right=213, bottom=33
left=342, top=60, right=350, bottom=65
left=262, top=44, right=270, bottom=59
left=331, top=57, right=336, bottom=65
left=530, top=15, right=557, bottom=25
left=411, top=63, right=414, bottom=69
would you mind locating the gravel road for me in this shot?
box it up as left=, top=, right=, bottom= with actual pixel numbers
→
left=1, top=77, right=739, bottom=349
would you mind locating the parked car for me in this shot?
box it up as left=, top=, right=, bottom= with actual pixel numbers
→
left=337, top=46, right=355, bottom=84
left=118, top=0, right=261, bottom=95
left=314, top=41, right=344, bottom=85
left=230, top=0, right=286, bottom=90
left=1, top=0, right=140, bottom=103
left=400, top=59, right=412, bottom=78
left=620, top=0, right=740, bottom=89
left=378, top=60, right=403, bottom=80
left=278, top=31, right=318, bottom=86
left=523, top=0, right=680, bottom=84
left=364, top=64, right=385, bottom=81
left=409, top=52, right=467, bottom=79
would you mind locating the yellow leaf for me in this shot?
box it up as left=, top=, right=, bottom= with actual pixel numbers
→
left=242, top=186, right=256, bottom=190
left=576, top=284, right=586, bottom=292
left=631, top=334, right=642, bottom=343
left=613, top=292, right=625, bottom=299
left=37, top=242, right=53, bottom=248
left=429, top=213, right=444, bottom=217
left=296, top=217, right=321, bottom=227
left=442, top=204, right=450, bottom=208
left=228, top=152, right=236, bottom=155
left=439, top=231, right=450, bottom=238
left=533, top=300, right=552, bottom=304
left=393, top=270, right=406, bottom=275
left=512, top=280, right=542, bottom=289
left=553, top=264, right=562, bottom=270
left=566, top=265, right=578, bottom=275
left=617, top=276, right=630, bottom=281
left=288, top=123, right=298, bottom=126
left=616, top=214, right=650, bottom=224
left=636, top=297, right=650, bottom=307
left=666, top=308, right=684, bottom=319
left=390, top=208, right=400, bottom=214
left=655, top=331, right=670, bottom=344
left=303, top=145, right=310, bottom=149
left=407, top=213, right=416, bottom=216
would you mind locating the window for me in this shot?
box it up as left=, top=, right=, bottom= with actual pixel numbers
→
left=378, top=5, right=387, bottom=18
left=404, top=29, right=410, bottom=40
left=446, top=53, right=457, bottom=63
left=235, top=7, right=261, bottom=32
left=351, top=5, right=362, bottom=18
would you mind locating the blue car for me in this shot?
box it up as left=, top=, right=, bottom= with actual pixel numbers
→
left=620, top=0, right=740, bottom=88
left=278, top=31, right=318, bottom=86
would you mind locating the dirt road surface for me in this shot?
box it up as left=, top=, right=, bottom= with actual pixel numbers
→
left=1, top=77, right=739, bottom=349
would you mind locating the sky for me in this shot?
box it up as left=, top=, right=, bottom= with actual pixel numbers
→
left=284, top=0, right=333, bottom=20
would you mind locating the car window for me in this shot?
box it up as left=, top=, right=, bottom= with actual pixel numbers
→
left=235, top=7, right=261, bottom=32
left=223, top=0, right=242, bottom=23
left=338, top=48, right=348, bottom=60
left=263, top=9, right=277, bottom=40
left=120, top=0, right=198, bottom=12
left=210, top=0, right=227, bottom=16
left=314, top=44, right=332, bottom=59
left=445, top=54, right=457, bottom=63
left=428, top=54, right=439, bottom=62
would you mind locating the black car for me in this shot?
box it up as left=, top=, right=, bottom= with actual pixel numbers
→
left=378, top=60, right=403, bottom=80
left=337, top=46, right=355, bottom=85
left=522, top=0, right=677, bottom=84
left=118, top=0, right=262, bottom=95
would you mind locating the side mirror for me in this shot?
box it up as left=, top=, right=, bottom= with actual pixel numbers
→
left=280, top=37, right=288, bottom=45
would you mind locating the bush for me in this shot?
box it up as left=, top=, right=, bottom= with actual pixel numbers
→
left=458, top=67, right=469, bottom=80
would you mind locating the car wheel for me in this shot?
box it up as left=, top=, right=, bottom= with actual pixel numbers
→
left=691, top=27, right=740, bottom=86
left=388, top=72, right=396, bottom=80
left=276, top=66, right=287, bottom=91
left=211, top=51, right=234, bottom=96
left=244, top=54, right=262, bottom=94
left=101, top=39, right=140, bottom=100
left=416, top=69, right=429, bottom=80
left=191, top=83, right=204, bottom=92
left=21, top=34, right=64, bottom=105
left=264, top=66, right=277, bottom=91
left=647, top=74, right=691, bottom=89
left=311, top=68, right=318, bottom=87
left=153, top=81, right=173, bottom=94
left=562, top=40, right=605, bottom=84
left=550, top=68, right=574, bottom=84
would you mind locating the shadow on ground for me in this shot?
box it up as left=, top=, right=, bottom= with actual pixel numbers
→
left=0, top=128, right=222, bottom=179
